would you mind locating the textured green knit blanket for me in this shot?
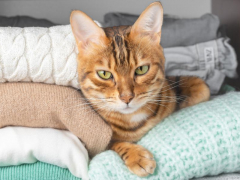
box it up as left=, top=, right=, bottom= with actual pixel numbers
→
left=0, top=162, right=80, bottom=180
left=1, top=92, right=240, bottom=180
left=89, top=92, right=240, bottom=180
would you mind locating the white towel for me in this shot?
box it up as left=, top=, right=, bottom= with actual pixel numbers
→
left=0, top=127, right=89, bottom=180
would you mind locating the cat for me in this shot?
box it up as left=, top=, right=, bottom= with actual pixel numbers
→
left=70, top=1, right=210, bottom=177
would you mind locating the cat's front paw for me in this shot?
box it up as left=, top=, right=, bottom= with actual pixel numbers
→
left=124, top=145, right=156, bottom=177
left=112, top=142, right=156, bottom=177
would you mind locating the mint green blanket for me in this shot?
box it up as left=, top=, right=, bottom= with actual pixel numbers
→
left=0, top=162, right=79, bottom=180
left=1, top=92, right=240, bottom=180
left=89, top=92, right=240, bottom=180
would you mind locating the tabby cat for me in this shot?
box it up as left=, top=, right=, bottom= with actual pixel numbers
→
left=70, top=2, right=210, bottom=177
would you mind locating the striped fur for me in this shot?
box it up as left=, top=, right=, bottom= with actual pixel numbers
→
left=70, top=2, right=210, bottom=177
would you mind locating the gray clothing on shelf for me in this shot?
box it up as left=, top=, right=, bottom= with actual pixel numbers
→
left=103, top=13, right=220, bottom=48
left=164, top=38, right=238, bottom=94
left=0, top=16, right=56, bottom=27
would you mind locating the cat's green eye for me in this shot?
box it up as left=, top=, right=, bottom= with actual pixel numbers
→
left=135, top=65, right=149, bottom=75
left=97, top=70, right=112, bottom=80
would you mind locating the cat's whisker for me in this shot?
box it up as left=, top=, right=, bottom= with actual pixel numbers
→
left=65, top=102, right=100, bottom=110
left=161, top=82, right=185, bottom=91
left=152, top=97, right=184, bottom=101
left=65, top=98, right=114, bottom=110
left=151, top=95, right=186, bottom=101
left=163, top=81, right=189, bottom=90
left=149, top=95, right=190, bottom=104
left=138, top=89, right=158, bottom=96
left=149, top=100, right=179, bottom=103
left=145, top=105, right=155, bottom=114
left=150, top=94, right=188, bottom=101
left=161, top=81, right=188, bottom=93
left=151, top=94, right=189, bottom=100
left=148, top=102, right=172, bottom=114
left=162, top=78, right=187, bottom=89
left=84, top=104, right=110, bottom=115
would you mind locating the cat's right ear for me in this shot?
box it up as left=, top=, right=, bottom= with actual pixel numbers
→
left=70, top=10, right=107, bottom=51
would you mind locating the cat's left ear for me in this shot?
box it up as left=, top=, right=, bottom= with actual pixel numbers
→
left=130, top=2, right=163, bottom=43
left=70, top=10, right=107, bottom=50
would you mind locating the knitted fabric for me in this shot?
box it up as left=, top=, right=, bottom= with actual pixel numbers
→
left=0, top=162, right=80, bottom=180
left=0, top=82, right=112, bottom=157
left=89, top=92, right=240, bottom=180
left=0, top=25, right=80, bottom=88
left=193, top=173, right=240, bottom=180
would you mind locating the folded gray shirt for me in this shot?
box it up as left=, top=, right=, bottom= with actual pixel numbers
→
left=164, top=38, right=238, bottom=94
left=103, top=13, right=220, bottom=48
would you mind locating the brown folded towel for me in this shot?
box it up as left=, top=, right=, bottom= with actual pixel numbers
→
left=0, top=82, right=112, bottom=157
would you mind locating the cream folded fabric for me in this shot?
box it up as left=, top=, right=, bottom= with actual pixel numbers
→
left=0, top=127, right=89, bottom=180
left=0, top=82, right=112, bottom=157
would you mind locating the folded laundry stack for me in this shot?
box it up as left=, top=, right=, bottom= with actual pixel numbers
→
left=0, top=82, right=112, bottom=180
left=0, top=13, right=239, bottom=180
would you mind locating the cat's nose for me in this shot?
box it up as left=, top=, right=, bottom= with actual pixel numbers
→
left=119, top=93, right=135, bottom=104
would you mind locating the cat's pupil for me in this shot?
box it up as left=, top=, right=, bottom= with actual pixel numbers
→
left=139, top=67, right=142, bottom=71
left=103, top=71, right=106, bottom=76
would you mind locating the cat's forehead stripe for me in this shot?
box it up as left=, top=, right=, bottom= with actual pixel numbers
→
left=103, top=26, right=131, bottom=37
left=104, top=26, right=132, bottom=69
left=113, top=35, right=128, bottom=66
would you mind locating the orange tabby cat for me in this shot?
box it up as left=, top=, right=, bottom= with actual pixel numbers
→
left=70, top=2, right=210, bottom=177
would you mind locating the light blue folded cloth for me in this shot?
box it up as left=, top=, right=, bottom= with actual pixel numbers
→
left=89, top=92, right=240, bottom=180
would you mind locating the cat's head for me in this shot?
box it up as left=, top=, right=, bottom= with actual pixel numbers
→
left=70, top=2, right=165, bottom=115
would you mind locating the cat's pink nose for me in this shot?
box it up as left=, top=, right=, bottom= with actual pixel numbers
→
left=119, top=93, right=135, bottom=104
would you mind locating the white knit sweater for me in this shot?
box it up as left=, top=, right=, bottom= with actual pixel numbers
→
left=0, top=25, right=80, bottom=88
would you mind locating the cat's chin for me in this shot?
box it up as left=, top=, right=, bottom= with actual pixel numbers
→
left=117, top=107, right=138, bottom=114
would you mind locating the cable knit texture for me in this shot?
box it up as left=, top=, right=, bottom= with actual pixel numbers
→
left=89, top=92, right=240, bottom=180
left=0, top=25, right=79, bottom=88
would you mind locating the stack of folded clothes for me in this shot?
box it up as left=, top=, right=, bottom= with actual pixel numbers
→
left=103, top=13, right=238, bottom=94
left=0, top=14, right=239, bottom=180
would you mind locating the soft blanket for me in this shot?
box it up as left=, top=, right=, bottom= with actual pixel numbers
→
left=89, top=92, right=240, bottom=180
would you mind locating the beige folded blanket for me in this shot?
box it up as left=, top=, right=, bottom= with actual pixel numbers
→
left=0, top=82, right=112, bottom=157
